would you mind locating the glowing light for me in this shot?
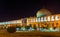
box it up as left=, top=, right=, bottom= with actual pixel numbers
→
left=51, top=16, right=54, bottom=21
left=41, top=17, right=43, bottom=22
left=37, top=18, right=40, bottom=22
left=48, top=16, right=50, bottom=21
left=55, top=15, right=59, bottom=20
left=44, top=17, right=47, bottom=21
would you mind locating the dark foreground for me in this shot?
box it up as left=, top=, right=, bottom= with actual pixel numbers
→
left=0, top=29, right=60, bottom=37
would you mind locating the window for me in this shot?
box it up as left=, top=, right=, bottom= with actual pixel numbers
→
left=35, top=18, right=37, bottom=22
left=31, top=18, right=33, bottom=22
left=48, top=16, right=50, bottom=21
left=34, top=18, right=36, bottom=22
left=41, top=17, right=43, bottom=22
left=27, top=19, right=28, bottom=22
left=29, top=19, right=32, bottom=22
left=31, top=18, right=35, bottom=22
left=55, top=15, right=59, bottom=20
left=51, top=16, right=54, bottom=21
left=44, top=17, right=47, bottom=21
left=37, top=17, right=40, bottom=22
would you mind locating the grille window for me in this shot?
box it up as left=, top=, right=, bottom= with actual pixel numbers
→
left=48, top=16, right=50, bottom=21
left=31, top=18, right=33, bottom=22
left=41, top=17, right=43, bottom=22
left=44, top=17, right=47, bottom=21
left=51, top=16, right=55, bottom=21
left=55, top=15, right=59, bottom=20
left=35, top=18, right=37, bottom=22
left=37, top=18, right=40, bottom=22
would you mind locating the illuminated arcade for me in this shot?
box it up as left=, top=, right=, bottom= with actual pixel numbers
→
left=0, top=9, right=60, bottom=32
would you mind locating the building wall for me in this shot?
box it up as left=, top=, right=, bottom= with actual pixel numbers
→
left=27, top=14, right=60, bottom=29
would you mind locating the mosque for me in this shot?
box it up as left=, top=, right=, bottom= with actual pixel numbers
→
left=0, top=9, right=60, bottom=32
left=27, top=9, right=60, bottom=32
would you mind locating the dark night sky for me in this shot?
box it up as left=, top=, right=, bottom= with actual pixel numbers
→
left=0, top=0, right=60, bottom=22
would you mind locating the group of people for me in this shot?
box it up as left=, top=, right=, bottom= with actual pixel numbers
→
left=15, top=25, right=59, bottom=32
left=3, top=24, right=59, bottom=33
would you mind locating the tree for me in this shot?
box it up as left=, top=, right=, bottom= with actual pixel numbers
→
left=7, top=26, right=16, bottom=33
left=33, top=24, right=37, bottom=30
left=25, top=26, right=30, bottom=30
